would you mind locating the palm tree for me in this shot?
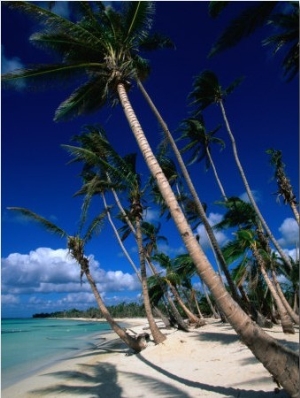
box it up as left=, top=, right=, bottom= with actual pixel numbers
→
left=119, top=215, right=189, bottom=332
left=64, top=129, right=166, bottom=344
left=178, top=115, right=227, bottom=201
left=268, top=253, right=299, bottom=325
left=222, top=229, right=295, bottom=334
left=138, top=80, right=241, bottom=303
left=2, top=3, right=299, bottom=394
left=190, top=70, right=293, bottom=272
left=208, top=1, right=299, bottom=81
left=278, top=256, right=299, bottom=315
left=7, top=206, right=147, bottom=352
left=152, top=252, right=203, bottom=325
left=64, top=126, right=142, bottom=278
left=216, top=196, right=299, bottom=325
left=266, top=148, right=299, bottom=224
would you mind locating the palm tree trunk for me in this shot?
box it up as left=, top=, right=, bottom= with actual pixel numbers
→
left=136, top=79, right=241, bottom=304
left=205, top=147, right=228, bottom=201
left=110, top=187, right=185, bottom=328
left=293, top=292, right=299, bottom=314
left=117, top=82, right=299, bottom=397
left=290, top=202, right=300, bottom=224
left=146, top=256, right=189, bottom=331
left=202, top=281, right=220, bottom=319
left=84, top=267, right=145, bottom=352
left=135, top=217, right=166, bottom=344
left=192, top=290, right=205, bottom=320
left=219, top=100, right=292, bottom=271
left=167, top=282, right=202, bottom=324
left=251, top=246, right=295, bottom=334
left=101, top=192, right=141, bottom=280
left=271, top=269, right=299, bottom=325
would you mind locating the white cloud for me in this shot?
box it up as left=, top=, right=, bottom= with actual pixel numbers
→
left=278, top=218, right=299, bottom=248
left=1, top=294, right=20, bottom=305
left=1, top=247, right=141, bottom=316
left=239, top=190, right=260, bottom=203
left=157, top=242, right=185, bottom=257
left=195, top=212, right=227, bottom=250
left=143, top=208, right=160, bottom=222
left=1, top=46, right=24, bottom=74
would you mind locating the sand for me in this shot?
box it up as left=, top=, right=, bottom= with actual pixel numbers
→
left=2, top=317, right=299, bottom=398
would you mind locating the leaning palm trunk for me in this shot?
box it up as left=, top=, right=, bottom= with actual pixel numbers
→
left=205, top=146, right=228, bottom=201
left=191, top=289, right=205, bottom=320
left=117, top=82, right=299, bottom=397
left=105, top=186, right=174, bottom=329
left=82, top=260, right=146, bottom=352
left=135, top=217, right=166, bottom=344
left=251, top=246, right=295, bottom=334
left=102, top=192, right=141, bottom=280
left=137, top=79, right=241, bottom=304
left=146, top=256, right=189, bottom=331
left=271, top=269, right=299, bottom=325
left=202, top=281, right=220, bottom=319
left=112, top=185, right=187, bottom=329
left=219, top=101, right=293, bottom=271
left=167, top=282, right=202, bottom=325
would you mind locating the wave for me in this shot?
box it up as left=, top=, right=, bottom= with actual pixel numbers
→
left=1, top=329, right=30, bottom=334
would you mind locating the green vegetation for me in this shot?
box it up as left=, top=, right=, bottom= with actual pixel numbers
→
left=32, top=303, right=148, bottom=319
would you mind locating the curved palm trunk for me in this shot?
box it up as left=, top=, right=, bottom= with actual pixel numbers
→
left=136, top=79, right=241, bottom=304
left=205, top=147, right=228, bottom=201
left=146, top=256, right=189, bottom=331
left=167, top=281, right=202, bottom=325
left=202, top=281, right=220, bottom=319
left=117, top=82, right=299, bottom=397
left=111, top=187, right=186, bottom=329
left=191, top=289, right=205, bottom=320
left=84, top=266, right=145, bottom=352
left=219, top=100, right=292, bottom=271
left=260, top=265, right=295, bottom=334
left=271, top=269, right=299, bottom=325
left=135, top=217, right=166, bottom=344
left=102, top=192, right=141, bottom=280
left=290, top=202, right=300, bottom=224
left=251, top=246, right=295, bottom=334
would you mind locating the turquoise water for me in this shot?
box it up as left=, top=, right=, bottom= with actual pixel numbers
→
left=1, top=318, right=111, bottom=389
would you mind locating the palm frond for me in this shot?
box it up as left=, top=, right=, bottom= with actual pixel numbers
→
left=3, top=1, right=103, bottom=49
left=123, top=2, right=155, bottom=43
left=7, top=207, right=67, bottom=238
left=83, top=210, right=107, bottom=244
left=139, top=33, right=175, bottom=51
left=2, top=63, right=90, bottom=90
left=214, top=196, right=257, bottom=230
left=208, top=2, right=277, bottom=58
left=30, top=32, right=104, bottom=63
left=54, top=75, right=111, bottom=121
left=208, top=1, right=230, bottom=19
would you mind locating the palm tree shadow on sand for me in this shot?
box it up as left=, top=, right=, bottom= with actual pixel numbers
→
left=28, top=348, right=290, bottom=398
left=135, top=354, right=291, bottom=397
left=29, top=361, right=191, bottom=398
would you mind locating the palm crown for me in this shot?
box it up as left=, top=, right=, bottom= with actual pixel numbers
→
left=2, top=1, right=173, bottom=121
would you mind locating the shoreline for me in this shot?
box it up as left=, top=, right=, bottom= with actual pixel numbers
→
left=1, top=317, right=147, bottom=392
left=2, top=318, right=298, bottom=398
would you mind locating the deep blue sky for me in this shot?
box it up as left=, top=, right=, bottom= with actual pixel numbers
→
left=2, top=1, right=299, bottom=318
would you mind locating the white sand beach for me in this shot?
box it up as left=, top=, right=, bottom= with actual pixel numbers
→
left=2, top=317, right=299, bottom=398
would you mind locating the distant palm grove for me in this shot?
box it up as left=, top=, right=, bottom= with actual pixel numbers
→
left=2, top=2, right=299, bottom=397
left=32, top=304, right=148, bottom=319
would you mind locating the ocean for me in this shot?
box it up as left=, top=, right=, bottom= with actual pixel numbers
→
left=1, top=318, right=112, bottom=389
